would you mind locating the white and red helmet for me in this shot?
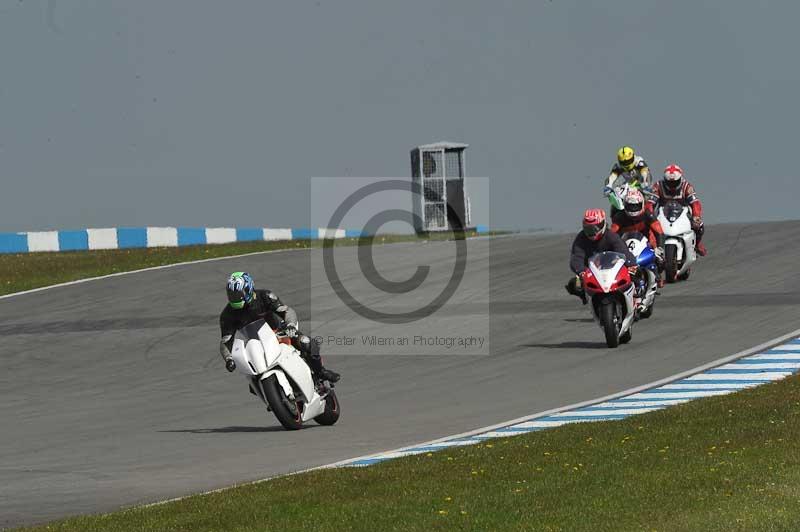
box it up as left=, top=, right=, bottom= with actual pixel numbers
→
left=582, top=208, right=607, bottom=241
left=623, top=188, right=645, bottom=218
left=663, top=164, right=684, bottom=193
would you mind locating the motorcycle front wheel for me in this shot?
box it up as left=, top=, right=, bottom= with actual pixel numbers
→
left=263, top=374, right=304, bottom=430
left=600, top=302, right=620, bottom=348
left=665, top=244, right=679, bottom=283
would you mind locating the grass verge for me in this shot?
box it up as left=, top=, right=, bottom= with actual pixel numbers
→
left=0, top=231, right=492, bottom=296
left=18, top=375, right=800, bottom=532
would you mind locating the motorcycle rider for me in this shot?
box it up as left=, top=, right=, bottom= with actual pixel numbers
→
left=218, top=272, right=340, bottom=383
left=611, top=188, right=666, bottom=287
left=604, top=146, right=652, bottom=215
left=647, top=163, right=707, bottom=256
left=566, top=208, right=638, bottom=304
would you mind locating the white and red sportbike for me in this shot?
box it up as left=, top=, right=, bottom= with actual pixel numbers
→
left=230, top=319, right=340, bottom=430
left=582, top=252, right=637, bottom=348
left=656, top=200, right=697, bottom=282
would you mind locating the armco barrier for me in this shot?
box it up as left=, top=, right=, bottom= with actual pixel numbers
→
left=0, top=226, right=490, bottom=254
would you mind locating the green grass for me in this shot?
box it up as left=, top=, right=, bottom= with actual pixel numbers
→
left=0, top=231, right=491, bottom=296
left=19, top=375, right=800, bottom=532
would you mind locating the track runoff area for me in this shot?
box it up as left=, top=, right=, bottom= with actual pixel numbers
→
left=3, top=221, right=800, bottom=527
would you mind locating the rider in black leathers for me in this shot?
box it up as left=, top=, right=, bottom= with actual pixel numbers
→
left=566, top=208, right=637, bottom=303
left=219, top=273, right=340, bottom=383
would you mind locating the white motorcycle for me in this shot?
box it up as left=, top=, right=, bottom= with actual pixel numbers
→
left=621, top=231, right=659, bottom=319
left=230, top=319, right=340, bottom=430
left=656, top=200, right=697, bottom=282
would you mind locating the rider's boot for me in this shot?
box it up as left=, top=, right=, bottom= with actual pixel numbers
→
left=565, top=276, right=588, bottom=305
left=318, top=367, right=341, bottom=383
left=694, top=225, right=707, bottom=256
left=299, top=335, right=341, bottom=384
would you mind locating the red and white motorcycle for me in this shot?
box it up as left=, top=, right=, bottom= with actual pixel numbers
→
left=581, top=251, right=637, bottom=348
left=230, top=319, right=340, bottom=430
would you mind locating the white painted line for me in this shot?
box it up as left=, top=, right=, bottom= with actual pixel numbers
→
left=0, top=234, right=499, bottom=302
left=687, top=372, right=793, bottom=381
left=765, top=344, right=800, bottom=351
left=421, top=440, right=484, bottom=448
left=659, top=382, right=759, bottom=390
left=510, top=420, right=585, bottom=430
left=0, top=246, right=312, bottom=301
left=624, top=390, right=733, bottom=400
left=592, top=399, right=692, bottom=408
left=473, top=429, right=537, bottom=438
left=748, top=353, right=800, bottom=360
left=549, top=407, right=661, bottom=417
left=717, top=362, right=800, bottom=370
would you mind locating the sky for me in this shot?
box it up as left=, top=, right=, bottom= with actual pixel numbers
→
left=1, top=0, right=798, bottom=232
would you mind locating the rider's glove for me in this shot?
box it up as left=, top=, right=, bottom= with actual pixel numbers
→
left=283, top=325, right=298, bottom=338
left=225, top=358, right=236, bottom=372
left=602, top=186, right=613, bottom=197
left=627, top=265, right=639, bottom=276
left=654, top=246, right=665, bottom=262
left=691, top=216, right=703, bottom=230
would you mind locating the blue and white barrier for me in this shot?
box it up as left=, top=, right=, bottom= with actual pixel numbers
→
left=0, top=227, right=354, bottom=254
left=0, top=225, right=491, bottom=254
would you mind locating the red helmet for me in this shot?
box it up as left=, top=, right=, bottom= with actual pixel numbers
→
left=663, top=164, right=684, bottom=194
left=623, top=189, right=645, bottom=218
left=582, top=208, right=607, bottom=241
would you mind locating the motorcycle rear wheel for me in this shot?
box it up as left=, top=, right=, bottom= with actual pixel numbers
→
left=263, top=375, right=304, bottom=430
left=314, top=389, right=341, bottom=426
left=600, top=302, right=620, bottom=348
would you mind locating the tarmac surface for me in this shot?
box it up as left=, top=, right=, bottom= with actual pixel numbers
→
left=3, top=221, right=800, bottom=528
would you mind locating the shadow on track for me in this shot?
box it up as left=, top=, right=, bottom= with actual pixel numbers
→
left=520, top=341, right=606, bottom=350
left=158, top=425, right=301, bottom=434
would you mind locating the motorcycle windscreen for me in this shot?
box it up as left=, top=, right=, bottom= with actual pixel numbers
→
left=588, top=251, right=626, bottom=291
left=589, top=251, right=626, bottom=270
left=255, top=323, right=283, bottom=367
left=662, top=201, right=685, bottom=222
left=234, top=319, right=283, bottom=373
left=230, top=337, right=258, bottom=375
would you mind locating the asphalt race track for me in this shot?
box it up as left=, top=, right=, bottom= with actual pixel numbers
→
left=3, top=221, right=800, bottom=528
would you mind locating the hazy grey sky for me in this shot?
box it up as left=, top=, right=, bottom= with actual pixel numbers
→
left=1, top=1, right=798, bottom=232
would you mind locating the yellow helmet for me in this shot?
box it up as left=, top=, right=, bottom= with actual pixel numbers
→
left=617, top=146, right=636, bottom=171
